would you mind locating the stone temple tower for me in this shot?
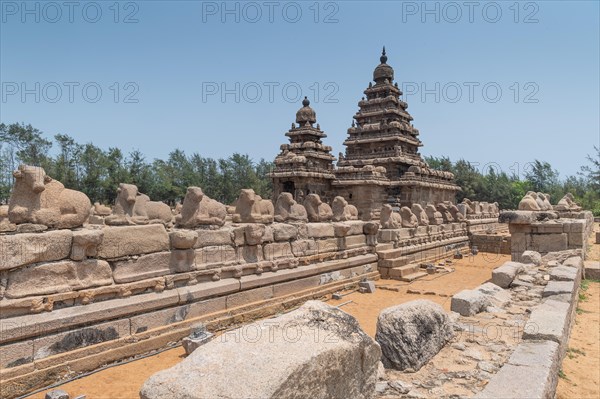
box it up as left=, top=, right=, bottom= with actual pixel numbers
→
left=270, top=97, right=336, bottom=203
left=333, top=47, right=460, bottom=218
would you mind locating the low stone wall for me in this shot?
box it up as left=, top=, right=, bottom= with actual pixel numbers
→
left=475, top=254, right=583, bottom=398
left=470, top=233, right=511, bottom=255
left=0, top=219, right=378, bottom=390
left=499, top=210, right=594, bottom=262
left=376, top=222, right=470, bottom=279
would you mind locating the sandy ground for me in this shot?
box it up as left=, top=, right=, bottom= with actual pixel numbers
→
left=556, top=222, right=600, bottom=399
left=25, top=253, right=507, bottom=399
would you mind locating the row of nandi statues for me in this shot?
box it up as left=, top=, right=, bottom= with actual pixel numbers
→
left=1, top=165, right=362, bottom=231
left=517, top=191, right=582, bottom=212
left=5, top=165, right=554, bottom=234
left=379, top=202, right=469, bottom=229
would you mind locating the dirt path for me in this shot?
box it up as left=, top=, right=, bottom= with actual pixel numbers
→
left=556, top=223, right=600, bottom=399
left=556, top=280, right=600, bottom=399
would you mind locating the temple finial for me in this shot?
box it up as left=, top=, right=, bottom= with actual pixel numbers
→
left=302, top=96, right=310, bottom=107
left=380, top=46, right=387, bottom=64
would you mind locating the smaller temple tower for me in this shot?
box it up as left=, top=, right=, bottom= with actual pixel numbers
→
left=270, top=97, right=336, bottom=203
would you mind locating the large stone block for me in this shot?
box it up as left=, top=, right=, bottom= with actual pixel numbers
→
left=6, top=259, right=113, bottom=298
left=476, top=341, right=560, bottom=399
left=342, top=235, right=367, bottom=249
left=97, top=225, right=169, bottom=259
left=195, top=245, right=237, bottom=267
left=520, top=250, right=541, bottom=266
left=263, top=242, right=293, bottom=260
left=491, top=261, right=525, bottom=288
left=33, top=319, right=130, bottom=361
left=531, top=233, right=568, bottom=253
left=272, top=223, right=298, bottom=241
left=194, top=228, right=233, bottom=248
left=112, top=250, right=196, bottom=283
left=306, top=223, right=335, bottom=238
left=140, top=301, right=381, bottom=399
left=239, top=245, right=263, bottom=263
left=376, top=300, right=452, bottom=371
left=451, top=289, right=490, bottom=316
left=317, top=238, right=340, bottom=253
left=523, top=299, right=570, bottom=344
left=291, top=239, right=318, bottom=257
left=170, top=230, right=198, bottom=249
left=0, top=229, right=72, bottom=271
left=549, top=265, right=578, bottom=281
left=543, top=281, right=575, bottom=297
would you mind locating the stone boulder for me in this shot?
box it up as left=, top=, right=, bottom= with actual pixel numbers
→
left=521, top=250, right=542, bottom=266
left=375, top=300, right=452, bottom=371
left=140, top=301, right=381, bottom=399
left=8, top=165, right=91, bottom=229
left=492, top=261, right=526, bottom=288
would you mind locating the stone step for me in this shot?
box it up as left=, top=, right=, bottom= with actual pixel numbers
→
left=379, top=256, right=412, bottom=269
left=375, top=243, right=394, bottom=252
left=377, top=247, right=406, bottom=260
left=389, top=264, right=421, bottom=279
left=397, top=271, right=428, bottom=282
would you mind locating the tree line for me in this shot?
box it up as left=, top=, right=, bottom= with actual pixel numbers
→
left=0, top=123, right=273, bottom=206
left=1, top=122, right=599, bottom=215
left=424, top=153, right=600, bottom=215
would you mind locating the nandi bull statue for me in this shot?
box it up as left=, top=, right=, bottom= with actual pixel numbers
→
left=106, top=183, right=172, bottom=225
left=8, top=165, right=91, bottom=229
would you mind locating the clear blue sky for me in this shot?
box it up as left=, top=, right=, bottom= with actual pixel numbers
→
left=1, top=1, right=599, bottom=179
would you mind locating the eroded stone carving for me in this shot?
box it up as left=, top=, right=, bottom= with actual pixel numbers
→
left=71, top=229, right=104, bottom=261
left=436, top=203, right=454, bottom=223
left=232, top=189, right=274, bottom=224
left=92, top=202, right=112, bottom=216
left=0, top=205, right=16, bottom=232
left=447, top=203, right=465, bottom=222
left=175, top=187, right=226, bottom=228
left=425, top=204, right=443, bottom=225
left=380, top=204, right=402, bottom=229
left=106, top=183, right=172, bottom=225
left=332, top=196, right=358, bottom=222
left=303, top=194, right=333, bottom=222
left=411, top=204, right=429, bottom=226
left=274, top=192, right=308, bottom=222
left=400, top=206, right=419, bottom=228
left=8, top=165, right=91, bottom=229
left=518, top=192, right=541, bottom=211
left=555, top=193, right=582, bottom=211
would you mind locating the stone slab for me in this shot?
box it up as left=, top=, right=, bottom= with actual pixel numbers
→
left=0, top=230, right=72, bottom=271
left=97, top=225, right=169, bottom=259
left=0, top=289, right=180, bottom=344
left=523, top=299, right=570, bottom=344
left=543, top=281, right=575, bottom=298
left=33, top=318, right=130, bottom=361
left=6, top=259, right=113, bottom=298
left=476, top=341, right=559, bottom=399
left=584, top=260, right=600, bottom=280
